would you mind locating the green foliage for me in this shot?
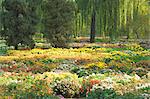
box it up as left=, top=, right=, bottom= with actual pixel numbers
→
left=71, top=67, right=89, bottom=77
left=15, top=93, right=59, bottom=99
left=0, top=0, right=40, bottom=49
left=42, top=0, right=75, bottom=48
left=87, top=89, right=117, bottom=99
left=95, top=38, right=110, bottom=43
left=115, top=93, right=145, bottom=99
left=132, top=56, right=150, bottom=63
left=140, top=86, right=150, bottom=94
left=0, top=49, right=7, bottom=55
left=74, top=0, right=149, bottom=40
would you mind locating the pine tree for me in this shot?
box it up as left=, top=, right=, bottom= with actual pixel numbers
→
left=0, top=0, right=40, bottom=49
left=42, top=0, right=75, bottom=48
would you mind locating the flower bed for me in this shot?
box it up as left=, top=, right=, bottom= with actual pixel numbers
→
left=0, top=44, right=149, bottom=98
left=0, top=72, right=149, bottom=98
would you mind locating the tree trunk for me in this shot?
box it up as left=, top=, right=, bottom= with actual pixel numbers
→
left=135, top=31, right=139, bottom=39
left=90, top=10, right=96, bottom=43
left=14, top=45, right=18, bottom=50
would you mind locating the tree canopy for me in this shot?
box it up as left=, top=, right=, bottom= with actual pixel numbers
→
left=0, top=0, right=40, bottom=49
left=0, top=0, right=149, bottom=49
left=74, top=0, right=149, bottom=41
left=41, top=0, right=75, bottom=48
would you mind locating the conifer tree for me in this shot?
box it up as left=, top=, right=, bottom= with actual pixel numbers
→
left=0, top=0, right=40, bottom=49
left=42, top=0, right=75, bottom=48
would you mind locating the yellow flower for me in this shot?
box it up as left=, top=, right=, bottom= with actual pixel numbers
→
left=86, top=62, right=107, bottom=69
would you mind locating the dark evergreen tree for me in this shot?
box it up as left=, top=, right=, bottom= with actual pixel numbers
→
left=0, top=0, right=40, bottom=49
left=0, top=0, right=3, bottom=33
left=42, top=0, right=75, bottom=48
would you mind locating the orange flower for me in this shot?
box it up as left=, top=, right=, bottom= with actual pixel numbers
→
left=47, top=88, right=52, bottom=94
left=90, top=79, right=100, bottom=86
left=82, top=79, right=86, bottom=84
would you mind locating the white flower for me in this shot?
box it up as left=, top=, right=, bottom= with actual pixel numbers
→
left=134, top=74, right=141, bottom=80
left=106, top=77, right=113, bottom=83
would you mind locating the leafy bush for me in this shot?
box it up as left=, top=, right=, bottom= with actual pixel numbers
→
left=0, top=49, right=7, bottom=55
left=80, top=79, right=100, bottom=97
left=71, top=67, right=89, bottom=77
left=53, top=79, right=80, bottom=98
left=115, top=93, right=145, bottom=99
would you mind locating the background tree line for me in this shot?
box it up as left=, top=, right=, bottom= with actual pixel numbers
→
left=0, top=0, right=149, bottom=49
left=74, top=0, right=149, bottom=42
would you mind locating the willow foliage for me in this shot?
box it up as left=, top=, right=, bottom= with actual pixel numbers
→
left=74, top=0, right=149, bottom=40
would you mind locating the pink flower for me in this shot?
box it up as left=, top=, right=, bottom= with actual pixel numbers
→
left=57, top=95, right=65, bottom=99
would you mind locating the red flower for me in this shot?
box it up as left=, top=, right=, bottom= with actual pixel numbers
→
left=79, top=87, right=84, bottom=93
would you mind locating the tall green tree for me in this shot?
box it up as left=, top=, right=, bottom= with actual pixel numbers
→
left=42, top=0, right=75, bottom=48
left=0, top=0, right=3, bottom=35
left=75, top=0, right=98, bottom=43
left=0, top=0, right=40, bottom=49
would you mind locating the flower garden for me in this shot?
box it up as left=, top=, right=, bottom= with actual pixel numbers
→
left=0, top=43, right=150, bottom=99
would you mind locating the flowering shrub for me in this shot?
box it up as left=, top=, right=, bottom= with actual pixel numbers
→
left=0, top=72, right=149, bottom=98
left=80, top=79, right=101, bottom=97
left=53, top=79, right=81, bottom=98
left=86, top=73, right=150, bottom=94
left=0, top=72, right=80, bottom=98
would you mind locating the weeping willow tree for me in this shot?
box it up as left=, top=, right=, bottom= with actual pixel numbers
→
left=129, top=0, right=149, bottom=39
left=75, top=0, right=99, bottom=42
left=74, top=0, right=123, bottom=42
left=74, top=0, right=149, bottom=41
